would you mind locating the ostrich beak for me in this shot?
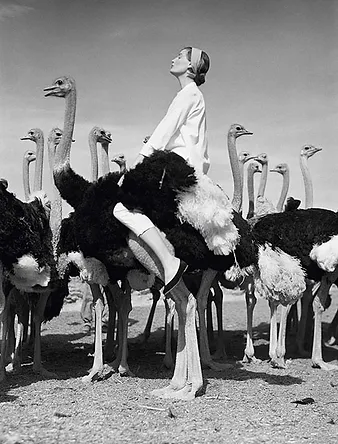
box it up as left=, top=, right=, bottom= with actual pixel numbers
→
left=20, top=137, right=30, bottom=140
left=44, top=86, right=57, bottom=97
left=244, top=130, right=253, bottom=136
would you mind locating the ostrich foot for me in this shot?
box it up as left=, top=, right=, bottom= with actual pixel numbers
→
left=162, top=355, right=174, bottom=370
left=202, top=359, right=233, bottom=371
left=82, top=365, right=105, bottom=383
left=312, top=360, right=338, bottom=371
left=151, top=383, right=198, bottom=401
left=109, top=359, right=135, bottom=377
left=6, top=362, right=22, bottom=374
left=270, top=358, right=287, bottom=369
left=242, top=353, right=262, bottom=364
left=33, top=366, right=58, bottom=379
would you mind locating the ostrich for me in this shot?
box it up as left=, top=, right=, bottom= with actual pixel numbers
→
left=45, top=76, right=262, bottom=399
left=20, top=128, right=44, bottom=193
left=269, top=163, right=290, bottom=213
left=252, top=153, right=277, bottom=217
left=0, top=184, right=53, bottom=381
left=252, top=207, right=338, bottom=371
left=22, top=150, right=37, bottom=201
left=2, top=127, right=74, bottom=380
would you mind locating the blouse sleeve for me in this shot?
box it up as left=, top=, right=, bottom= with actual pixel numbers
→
left=139, top=90, right=195, bottom=157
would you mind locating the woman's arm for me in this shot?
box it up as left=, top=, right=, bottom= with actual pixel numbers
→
left=139, top=91, right=195, bottom=157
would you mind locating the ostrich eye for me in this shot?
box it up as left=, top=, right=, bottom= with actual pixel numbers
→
left=56, top=80, right=63, bottom=86
left=56, top=132, right=62, bottom=136
left=236, top=126, right=241, bottom=131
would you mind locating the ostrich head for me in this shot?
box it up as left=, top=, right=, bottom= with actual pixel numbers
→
left=254, top=152, right=268, bottom=166
left=44, top=76, right=75, bottom=98
left=24, top=149, right=36, bottom=163
left=89, top=126, right=112, bottom=145
left=48, top=127, right=63, bottom=146
left=300, top=144, right=322, bottom=159
left=0, top=178, right=8, bottom=190
left=111, top=153, right=126, bottom=168
left=20, top=128, right=43, bottom=143
left=238, top=151, right=255, bottom=165
left=270, top=163, right=289, bottom=176
left=247, top=161, right=261, bottom=174
left=228, top=124, right=253, bottom=139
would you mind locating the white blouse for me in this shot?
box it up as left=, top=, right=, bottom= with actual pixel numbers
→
left=139, top=82, right=210, bottom=174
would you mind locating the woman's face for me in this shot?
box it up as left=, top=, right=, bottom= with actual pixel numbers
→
left=170, top=49, right=190, bottom=77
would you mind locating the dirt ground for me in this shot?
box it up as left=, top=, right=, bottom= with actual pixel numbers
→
left=1, top=287, right=338, bottom=444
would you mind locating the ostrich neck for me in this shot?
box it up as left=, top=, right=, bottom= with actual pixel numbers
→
left=33, top=136, right=44, bottom=192
left=99, top=143, right=110, bottom=177
left=300, top=156, right=313, bottom=209
left=22, top=159, right=31, bottom=201
left=257, top=162, right=268, bottom=197
left=228, top=134, right=242, bottom=212
left=54, top=90, right=76, bottom=170
left=88, top=137, right=99, bottom=181
left=246, top=169, right=256, bottom=219
left=276, top=171, right=290, bottom=212
left=48, top=140, right=63, bottom=255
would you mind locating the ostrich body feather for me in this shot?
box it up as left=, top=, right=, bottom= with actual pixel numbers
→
left=310, top=235, right=338, bottom=272
left=0, top=186, right=54, bottom=285
left=176, top=172, right=239, bottom=255
left=252, top=208, right=338, bottom=281
left=254, top=244, right=306, bottom=305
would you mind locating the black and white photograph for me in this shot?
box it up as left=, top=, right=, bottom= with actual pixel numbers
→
left=0, top=0, right=338, bottom=443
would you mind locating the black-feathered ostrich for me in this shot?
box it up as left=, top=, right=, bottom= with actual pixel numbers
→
left=44, top=75, right=261, bottom=399
left=0, top=184, right=53, bottom=381
left=252, top=208, right=338, bottom=370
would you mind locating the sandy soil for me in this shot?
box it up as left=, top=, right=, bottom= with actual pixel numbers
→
left=1, top=288, right=338, bottom=444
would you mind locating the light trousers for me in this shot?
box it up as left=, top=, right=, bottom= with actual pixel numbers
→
left=113, top=202, right=154, bottom=237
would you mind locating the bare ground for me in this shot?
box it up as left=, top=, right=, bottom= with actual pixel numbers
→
left=1, top=288, right=338, bottom=444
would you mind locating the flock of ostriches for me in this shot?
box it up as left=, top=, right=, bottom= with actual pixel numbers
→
left=0, top=75, right=337, bottom=401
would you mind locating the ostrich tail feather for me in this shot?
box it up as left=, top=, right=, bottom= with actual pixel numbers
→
left=67, top=252, right=109, bottom=286
left=10, top=254, right=51, bottom=291
left=254, top=244, right=306, bottom=306
left=177, top=173, right=239, bottom=255
left=310, top=235, right=338, bottom=272
left=225, top=264, right=256, bottom=283
left=127, top=269, right=155, bottom=291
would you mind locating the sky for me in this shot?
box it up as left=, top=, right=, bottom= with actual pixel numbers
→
left=0, top=0, right=337, bottom=216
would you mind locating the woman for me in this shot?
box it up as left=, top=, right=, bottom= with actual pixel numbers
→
left=113, top=47, right=210, bottom=294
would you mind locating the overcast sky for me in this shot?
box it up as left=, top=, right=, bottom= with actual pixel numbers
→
left=0, top=0, right=337, bottom=215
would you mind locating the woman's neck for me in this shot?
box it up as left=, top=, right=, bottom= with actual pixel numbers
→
left=177, top=76, right=195, bottom=89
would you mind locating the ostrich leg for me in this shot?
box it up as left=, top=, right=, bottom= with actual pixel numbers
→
left=275, top=304, right=292, bottom=368
left=163, top=297, right=175, bottom=369
left=312, top=272, right=338, bottom=370
left=269, top=300, right=279, bottom=367
left=196, top=269, right=231, bottom=371
left=242, top=276, right=260, bottom=363
left=327, top=309, right=338, bottom=346
left=110, top=280, right=134, bottom=376
left=33, top=292, right=58, bottom=378
left=103, top=284, right=118, bottom=362
left=82, top=284, right=105, bottom=382
left=296, top=281, right=314, bottom=357
left=139, top=287, right=161, bottom=344
left=211, top=278, right=228, bottom=360
left=151, top=284, right=203, bottom=400
left=0, top=299, right=10, bottom=381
